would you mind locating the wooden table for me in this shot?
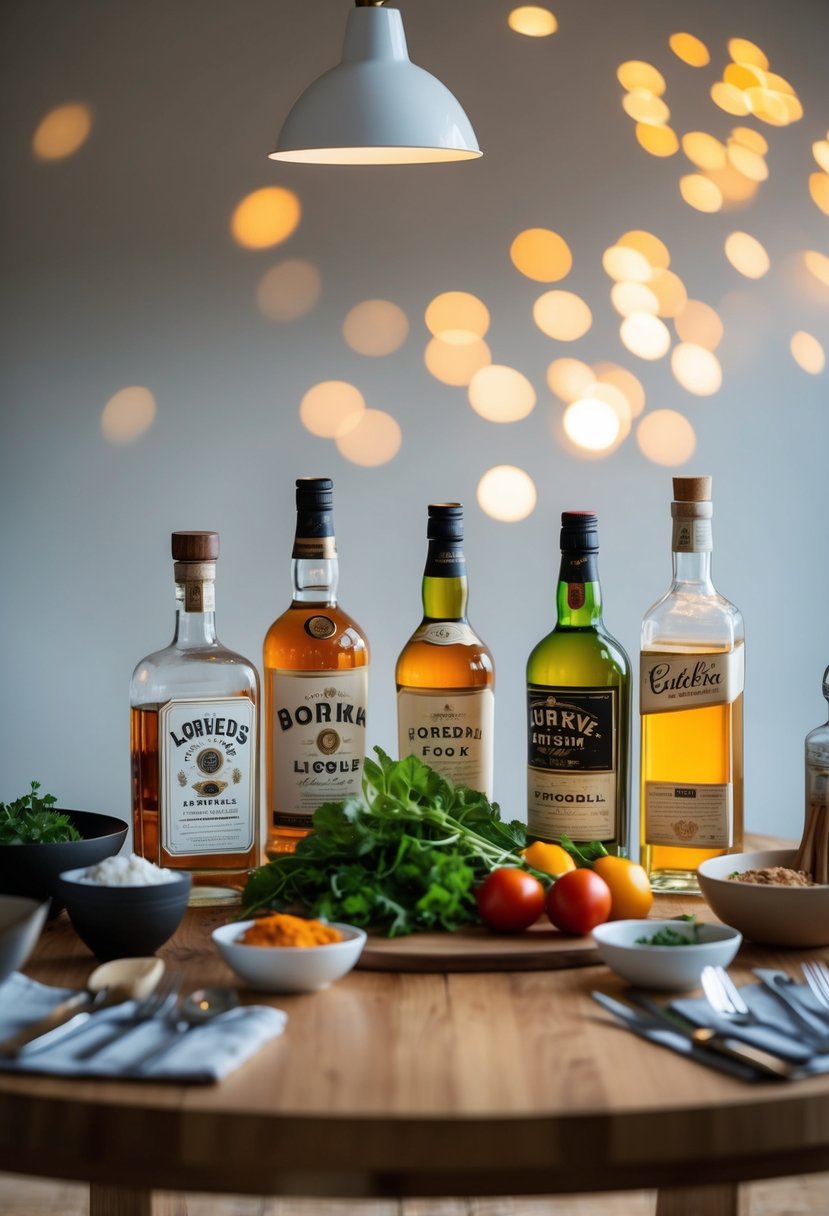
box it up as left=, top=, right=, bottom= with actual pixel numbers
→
left=2, top=897, right=829, bottom=1216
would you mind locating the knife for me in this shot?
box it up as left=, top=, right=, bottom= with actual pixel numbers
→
left=752, top=969, right=829, bottom=1051
left=0, top=985, right=135, bottom=1058
left=592, top=990, right=794, bottom=1081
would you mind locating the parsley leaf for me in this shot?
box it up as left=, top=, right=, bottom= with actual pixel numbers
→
left=0, top=782, right=81, bottom=845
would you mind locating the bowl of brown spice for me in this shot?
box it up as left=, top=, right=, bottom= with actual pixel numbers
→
left=697, top=849, right=829, bottom=947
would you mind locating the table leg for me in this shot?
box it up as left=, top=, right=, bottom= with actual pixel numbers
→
left=655, top=1182, right=738, bottom=1216
left=89, top=1184, right=188, bottom=1216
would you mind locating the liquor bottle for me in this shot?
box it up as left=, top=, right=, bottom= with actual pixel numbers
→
left=263, top=477, right=369, bottom=855
left=795, top=664, right=829, bottom=882
left=526, top=511, right=631, bottom=854
left=395, top=503, right=495, bottom=797
left=130, top=531, right=260, bottom=906
left=639, top=476, right=745, bottom=892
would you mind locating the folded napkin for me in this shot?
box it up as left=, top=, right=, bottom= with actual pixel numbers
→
left=671, top=979, right=829, bottom=1077
left=0, top=973, right=287, bottom=1084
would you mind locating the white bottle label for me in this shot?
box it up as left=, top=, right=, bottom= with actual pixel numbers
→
left=397, top=687, right=494, bottom=797
left=644, top=782, right=733, bottom=848
left=159, top=697, right=256, bottom=856
left=409, top=621, right=480, bottom=646
left=639, top=645, right=745, bottom=715
left=271, top=668, right=369, bottom=828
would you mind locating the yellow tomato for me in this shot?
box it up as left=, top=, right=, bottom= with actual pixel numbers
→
left=592, top=855, right=653, bottom=920
left=520, top=840, right=576, bottom=876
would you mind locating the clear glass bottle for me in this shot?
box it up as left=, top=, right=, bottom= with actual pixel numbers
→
left=799, top=665, right=829, bottom=882
left=395, top=503, right=495, bottom=797
left=526, top=511, right=631, bottom=854
left=130, top=531, right=260, bottom=907
left=639, top=476, right=745, bottom=892
left=263, top=477, right=370, bottom=855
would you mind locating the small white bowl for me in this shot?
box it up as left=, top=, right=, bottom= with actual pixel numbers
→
left=212, top=920, right=367, bottom=993
left=591, top=919, right=742, bottom=991
left=698, top=849, right=829, bottom=947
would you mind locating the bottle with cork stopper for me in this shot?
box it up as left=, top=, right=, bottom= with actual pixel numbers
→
left=130, top=531, right=260, bottom=905
left=639, top=476, right=745, bottom=892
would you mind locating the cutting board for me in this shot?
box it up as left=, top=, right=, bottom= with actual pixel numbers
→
left=356, top=921, right=601, bottom=972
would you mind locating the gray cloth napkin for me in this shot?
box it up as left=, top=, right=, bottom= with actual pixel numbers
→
left=0, top=973, right=288, bottom=1083
left=671, top=980, right=829, bottom=1075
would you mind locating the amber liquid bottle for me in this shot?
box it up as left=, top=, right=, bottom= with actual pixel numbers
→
left=263, top=477, right=370, bottom=855
left=130, top=531, right=260, bottom=906
left=395, top=503, right=495, bottom=797
left=526, top=512, right=631, bottom=854
left=639, top=476, right=745, bottom=892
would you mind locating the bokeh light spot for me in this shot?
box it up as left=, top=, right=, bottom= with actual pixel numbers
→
left=611, top=281, right=659, bottom=317
left=620, top=313, right=671, bottom=360
left=675, top=299, right=724, bottom=350
left=804, top=250, right=829, bottom=289
left=533, top=291, right=592, bottom=341
left=669, top=33, right=710, bottom=68
left=618, top=230, right=671, bottom=270
left=711, top=81, right=751, bottom=117
left=593, top=362, right=646, bottom=418
left=635, top=124, right=679, bottom=157
left=622, top=91, right=670, bottom=125
left=682, top=131, right=727, bottom=171
left=300, top=381, right=365, bottom=438
left=809, top=173, right=829, bottom=218
left=728, top=38, right=769, bottom=71
left=425, top=292, right=490, bottom=342
left=670, top=343, right=723, bottom=396
left=101, top=386, right=156, bottom=445
left=231, top=187, right=301, bottom=249
left=507, top=6, right=558, bottom=36
left=342, top=299, right=409, bottom=356
left=790, top=332, right=825, bottom=375
left=335, top=409, right=401, bottom=467
left=602, top=245, right=652, bottom=283
left=813, top=140, right=829, bottom=174
left=727, top=142, right=768, bottom=182
left=546, top=358, right=596, bottom=403
left=563, top=398, right=621, bottom=452
left=732, top=127, right=768, bottom=155
left=636, top=410, right=697, bottom=466
left=649, top=268, right=688, bottom=318
left=724, top=231, right=770, bottom=278
left=468, top=365, right=536, bottom=423
left=617, top=61, right=667, bottom=96
left=256, top=259, right=321, bottom=322
left=424, top=336, right=492, bottom=386
left=32, top=103, right=93, bottom=161
left=510, top=228, right=573, bottom=282
left=477, top=466, right=537, bottom=523
left=680, top=174, right=723, bottom=212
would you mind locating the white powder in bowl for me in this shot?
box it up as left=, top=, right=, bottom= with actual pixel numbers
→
left=78, top=853, right=179, bottom=886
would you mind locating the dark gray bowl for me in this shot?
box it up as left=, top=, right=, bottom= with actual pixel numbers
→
left=56, top=867, right=192, bottom=960
left=0, top=810, right=129, bottom=915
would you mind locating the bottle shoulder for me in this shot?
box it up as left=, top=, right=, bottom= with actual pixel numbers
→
left=395, top=625, right=495, bottom=690
left=641, top=585, right=744, bottom=650
left=130, top=643, right=259, bottom=706
left=263, top=601, right=370, bottom=669
left=527, top=623, right=630, bottom=684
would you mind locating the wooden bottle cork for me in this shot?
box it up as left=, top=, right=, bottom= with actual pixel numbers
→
left=673, top=476, right=711, bottom=503
left=171, top=531, right=220, bottom=562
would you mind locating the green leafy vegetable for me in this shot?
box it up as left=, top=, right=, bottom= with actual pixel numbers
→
left=0, top=781, right=81, bottom=845
left=635, top=916, right=703, bottom=947
left=557, top=834, right=611, bottom=867
left=242, top=748, right=531, bottom=936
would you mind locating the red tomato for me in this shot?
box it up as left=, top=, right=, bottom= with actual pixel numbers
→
left=545, top=868, right=612, bottom=935
left=475, top=868, right=546, bottom=932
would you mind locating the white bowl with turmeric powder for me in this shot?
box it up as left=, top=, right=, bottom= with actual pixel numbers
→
left=212, top=913, right=367, bottom=993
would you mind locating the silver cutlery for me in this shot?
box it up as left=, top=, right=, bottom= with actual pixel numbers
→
left=702, top=964, right=829, bottom=1055
left=801, top=960, right=829, bottom=1010
left=592, top=990, right=794, bottom=1080
left=130, top=986, right=239, bottom=1073
left=753, top=968, right=829, bottom=1048
left=73, top=971, right=182, bottom=1060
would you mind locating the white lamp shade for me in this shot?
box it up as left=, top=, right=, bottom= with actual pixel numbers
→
left=270, top=6, right=481, bottom=164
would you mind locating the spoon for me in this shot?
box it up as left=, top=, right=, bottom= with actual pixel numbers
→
left=133, top=986, right=239, bottom=1072
left=0, top=956, right=165, bottom=1057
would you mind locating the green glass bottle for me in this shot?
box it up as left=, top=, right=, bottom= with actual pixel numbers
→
left=526, top=511, right=631, bottom=854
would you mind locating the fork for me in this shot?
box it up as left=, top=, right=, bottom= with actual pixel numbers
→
left=73, top=970, right=182, bottom=1060
left=700, top=964, right=758, bottom=1026
left=801, top=960, right=829, bottom=1011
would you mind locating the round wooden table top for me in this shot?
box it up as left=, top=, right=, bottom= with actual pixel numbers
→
left=2, top=887, right=829, bottom=1204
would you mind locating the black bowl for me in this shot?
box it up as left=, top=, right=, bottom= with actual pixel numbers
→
left=0, top=810, right=129, bottom=915
left=56, top=867, right=192, bottom=961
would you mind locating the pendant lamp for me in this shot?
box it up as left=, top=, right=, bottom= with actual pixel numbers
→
left=269, top=0, right=481, bottom=165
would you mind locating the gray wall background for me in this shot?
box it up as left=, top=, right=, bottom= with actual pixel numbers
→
left=2, top=0, right=827, bottom=852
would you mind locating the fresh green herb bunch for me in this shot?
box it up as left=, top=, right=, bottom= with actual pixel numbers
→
left=635, top=915, right=703, bottom=947
left=0, top=781, right=81, bottom=845
left=242, top=748, right=530, bottom=937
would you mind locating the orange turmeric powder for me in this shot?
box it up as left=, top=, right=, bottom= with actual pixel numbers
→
left=240, top=912, right=343, bottom=948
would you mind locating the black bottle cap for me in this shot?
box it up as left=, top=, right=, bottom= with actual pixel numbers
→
left=296, top=476, right=333, bottom=511
left=560, top=511, right=599, bottom=552
left=427, top=502, right=463, bottom=542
